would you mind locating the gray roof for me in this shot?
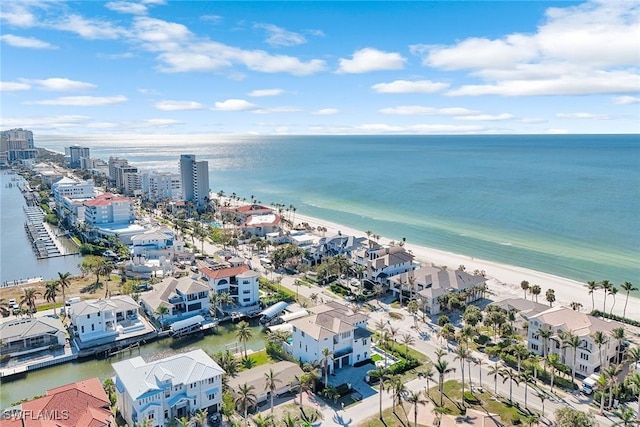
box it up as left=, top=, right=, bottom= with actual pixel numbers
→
left=490, top=298, right=550, bottom=319
left=141, top=276, right=208, bottom=312
left=227, top=361, right=303, bottom=394
left=0, top=316, right=65, bottom=341
left=290, top=302, right=365, bottom=340
left=112, top=349, right=224, bottom=400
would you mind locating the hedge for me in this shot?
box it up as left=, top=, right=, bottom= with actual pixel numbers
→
left=590, top=310, right=640, bottom=327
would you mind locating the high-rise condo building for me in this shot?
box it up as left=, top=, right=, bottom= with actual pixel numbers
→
left=179, top=154, right=209, bottom=207
left=65, top=145, right=91, bottom=169
left=1, top=128, right=37, bottom=164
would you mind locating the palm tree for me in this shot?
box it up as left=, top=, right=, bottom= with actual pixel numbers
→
left=624, top=371, right=640, bottom=420
left=251, top=414, right=274, bottom=427
left=539, top=327, right=552, bottom=360
left=605, top=364, right=622, bottom=409
left=591, top=331, right=608, bottom=371
left=499, top=368, right=520, bottom=403
left=626, top=346, right=640, bottom=366
left=174, top=416, right=190, bottom=427
left=569, top=301, right=583, bottom=311
left=614, top=406, right=636, bottom=427
left=406, top=390, right=427, bottom=427
left=586, top=280, right=599, bottom=312
left=264, top=368, right=281, bottom=414
left=434, top=356, right=454, bottom=406
left=546, top=354, right=561, bottom=393
left=538, top=392, right=547, bottom=419
left=545, top=288, right=555, bottom=307
left=375, top=366, right=389, bottom=419
left=235, top=383, right=257, bottom=427
left=519, top=370, right=535, bottom=408
left=57, top=271, right=72, bottom=309
left=621, top=281, right=638, bottom=318
left=511, top=343, right=529, bottom=373
left=611, top=327, right=626, bottom=365
left=389, top=374, right=407, bottom=413
left=321, top=347, right=334, bottom=387
left=155, top=304, right=170, bottom=325
left=530, top=284, right=541, bottom=302
left=401, top=332, right=415, bottom=358
left=454, top=345, right=471, bottom=406
left=561, top=331, right=581, bottom=389
left=190, top=409, right=208, bottom=427
left=608, top=285, right=618, bottom=315
left=236, top=320, right=253, bottom=358
left=44, top=281, right=59, bottom=315
left=423, top=365, right=435, bottom=395
left=600, top=280, right=613, bottom=312
left=521, top=281, right=530, bottom=299
left=20, top=287, right=41, bottom=315
left=487, top=363, right=500, bottom=395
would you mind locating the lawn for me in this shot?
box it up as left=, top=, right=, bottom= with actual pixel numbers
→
left=241, top=349, right=272, bottom=369
left=360, top=404, right=431, bottom=427
left=427, top=380, right=534, bottom=425
left=372, top=354, right=382, bottom=362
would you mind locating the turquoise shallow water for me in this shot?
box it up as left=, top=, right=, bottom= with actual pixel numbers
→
left=37, top=134, right=640, bottom=288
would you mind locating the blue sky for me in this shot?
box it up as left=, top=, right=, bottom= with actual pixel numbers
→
left=1, top=0, right=639, bottom=135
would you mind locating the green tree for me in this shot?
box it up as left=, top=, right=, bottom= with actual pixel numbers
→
left=43, top=281, right=59, bottom=315
left=235, top=383, right=257, bottom=427
left=320, top=347, right=334, bottom=387
left=620, top=281, right=638, bottom=318
left=499, top=368, right=520, bottom=403
left=585, top=280, right=599, bottom=312
left=554, top=407, right=595, bottom=427
left=236, top=320, right=253, bottom=358
left=624, top=371, right=640, bottom=420
left=20, top=287, right=41, bottom=315
left=546, top=354, right=561, bottom=393
left=434, top=354, right=454, bottom=406
left=80, top=255, right=109, bottom=286
left=590, top=331, right=608, bottom=371
left=251, top=413, right=274, bottom=427
left=488, top=363, right=500, bottom=395
left=155, top=304, right=170, bottom=324
left=264, top=368, right=281, bottom=414
left=405, top=390, right=427, bottom=427
left=190, top=408, right=208, bottom=427
left=600, top=280, right=613, bottom=312
left=454, top=345, right=471, bottom=407
left=545, top=288, right=556, bottom=307
left=57, top=271, right=72, bottom=310
left=611, top=327, right=626, bottom=365
left=562, top=331, right=581, bottom=389
left=400, top=332, right=415, bottom=358
left=389, top=374, right=407, bottom=413
left=462, top=305, right=483, bottom=327
left=520, top=280, right=529, bottom=299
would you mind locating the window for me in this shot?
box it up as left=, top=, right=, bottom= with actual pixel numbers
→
left=208, top=393, right=215, bottom=400
left=165, top=390, right=170, bottom=398
left=91, top=324, right=95, bottom=331
left=208, top=377, right=215, bottom=384
left=580, top=353, right=589, bottom=361
left=363, top=338, right=367, bottom=345
left=531, top=344, right=539, bottom=351
left=148, top=413, right=154, bottom=420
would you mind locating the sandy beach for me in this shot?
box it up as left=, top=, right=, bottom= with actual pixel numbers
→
left=290, top=211, right=640, bottom=322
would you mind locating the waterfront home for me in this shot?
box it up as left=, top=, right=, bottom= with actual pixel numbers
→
left=287, top=301, right=372, bottom=373
left=83, top=192, right=135, bottom=226
left=222, top=204, right=281, bottom=237
left=285, top=230, right=317, bottom=248
left=310, top=233, right=366, bottom=264
left=200, top=264, right=260, bottom=307
left=390, top=266, right=487, bottom=315
left=10, top=377, right=114, bottom=427
left=352, top=245, right=416, bottom=284
left=130, top=227, right=176, bottom=259
left=490, top=297, right=550, bottom=320
left=227, top=361, right=303, bottom=406
left=112, top=349, right=224, bottom=426
left=0, top=317, right=66, bottom=357
left=52, top=176, right=94, bottom=205
left=68, top=295, right=144, bottom=344
left=140, top=276, right=210, bottom=326
left=528, top=306, right=624, bottom=375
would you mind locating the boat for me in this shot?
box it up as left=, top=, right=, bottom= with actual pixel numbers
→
left=170, top=315, right=205, bottom=338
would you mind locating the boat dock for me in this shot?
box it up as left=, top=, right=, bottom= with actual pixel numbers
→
left=23, top=206, right=75, bottom=260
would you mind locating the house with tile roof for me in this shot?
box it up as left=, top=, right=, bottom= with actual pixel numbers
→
left=200, top=262, right=260, bottom=307
left=83, top=192, right=135, bottom=226
left=112, top=349, right=224, bottom=427
left=221, top=204, right=281, bottom=236
left=68, top=295, right=144, bottom=343
left=352, top=245, right=416, bottom=285
left=13, top=377, right=114, bottom=427
left=390, top=266, right=487, bottom=315
left=528, top=306, right=624, bottom=375
left=286, top=301, right=372, bottom=375
left=139, top=276, right=210, bottom=326
left=0, top=317, right=66, bottom=357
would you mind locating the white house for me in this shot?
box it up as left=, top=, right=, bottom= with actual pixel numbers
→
left=112, top=349, right=224, bottom=427
left=287, top=301, right=372, bottom=374
left=83, top=192, right=135, bottom=226
left=528, top=306, right=624, bottom=375
left=352, top=245, right=416, bottom=284
left=52, top=176, right=94, bottom=206
left=390, top=266, right=487, bottom=315
left=0, top=317, right=66, bottom=357
left=140, top=276, right=210, bottom=326
left=68, top=296, right=143, bottom=343
left=199, top=264, right=260, bottom=307
left=130, top=228, right=175, bottom=259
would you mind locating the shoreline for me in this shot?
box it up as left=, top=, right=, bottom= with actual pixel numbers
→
left=287, top=210, right=640, bottom=321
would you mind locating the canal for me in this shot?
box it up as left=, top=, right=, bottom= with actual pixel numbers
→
left=0, top=321, right=266, bottom=407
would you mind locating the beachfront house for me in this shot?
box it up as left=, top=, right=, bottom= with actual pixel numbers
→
left=528, top=306, right=624, bottom=375
left=390, top=266, right=487, bottom=315
left=286, top=301, right=372, bottom=374
left=140, top=276, right=210, bottom=326
left=227, top=361, right=303, bottom=407
left=221, top=204, right=281, bottom=237
left=352, top=245, right=416, bottom=284
left=200, top=263, right=260, bottom=307
left=112, top=349, right=224, bottom=427
left=0, top=317, right=66, bottom=357
left=68, top=295, right=144, bottom=344
left=10, top=377, right=114, bottom=427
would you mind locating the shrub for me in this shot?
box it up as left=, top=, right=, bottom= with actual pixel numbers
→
left=590, top=310, right=640, bottom=327
left=463, top=392, right=480, bottom=404
left=437, top=315, right=451, bottom=326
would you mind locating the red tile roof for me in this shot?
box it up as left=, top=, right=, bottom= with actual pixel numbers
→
left=200, top=264, right=250, bottom=280
left=225, top=204, right=273, bottom=215
left=20, top=377, right=113, bottom=427
left=84, top=192, right=131, bottom=207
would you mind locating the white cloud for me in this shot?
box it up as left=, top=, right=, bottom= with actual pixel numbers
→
left=138, top=88, right=161, bottom=95
left=53, top=14, right=129, bottom=40
left=254, top=106, right=302, bottom=114
left=613, top=95, right=640, bottom=104
left=1, top=81, right=31, bottom=91
left=454, top=113, right=514, bottom=121
left=212, top=99, right=259, bottom=111
left=1, top=115, right=91, bottom=129
left=337, top=48, right=406, bottom=74
left=248, top=88, right=284, bottom=97
left=201, top=15, right=222, bottom=24
left=0, top=34, right=57, bottom=49
left=97, top=52, right=135, bottom=60
left=413, top=0, right=640, bottom=96
left=138, top=119, right=182, bottom=127
left=155, top=100, right=205, bottom=111
left=26, top=95, right=128, bottom=106
left=379, top=106, right=479, bottom=116
left=0, top=2, right=38, bottom=27
left=556, top=112, right=612, bottom=120
left=87, top=122, right=119, bottom=129
left=105, top=1, right=148, bottom=15
left=308, top=123, right=484, bottom=134
left=313, top=108, right=340, bottom=115
left=20, top=78, right=96, bottom=91
left=371, top=79, right=449, bottom=94
left=140, top=0, right=166, bottom=4
left=254, top=23, right=306, bottom=47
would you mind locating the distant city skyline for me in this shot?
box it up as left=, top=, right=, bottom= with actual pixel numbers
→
left=1, top=0, right=639, bottom=135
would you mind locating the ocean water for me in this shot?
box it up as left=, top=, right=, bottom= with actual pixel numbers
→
left=37, top=134, right=640, bottom=287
